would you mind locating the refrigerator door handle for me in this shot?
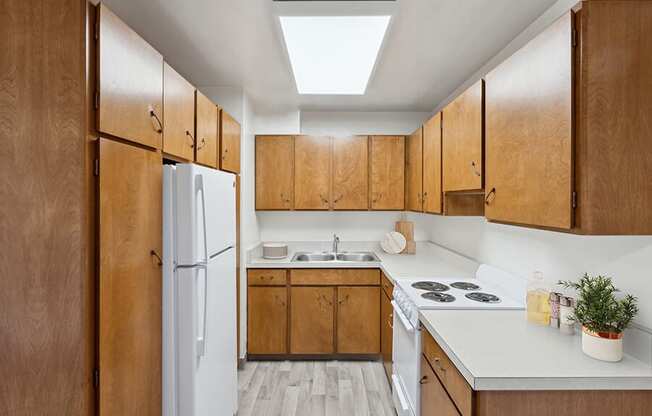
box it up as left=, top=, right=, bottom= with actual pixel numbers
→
left=195, top=174, right=209, bottom=357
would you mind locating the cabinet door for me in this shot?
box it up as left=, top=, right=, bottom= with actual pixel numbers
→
left=162, top=63, right=195, bottom=161
left=333, top=136, right=368, bottom=210
left=370, top=136, right=405, bottom=210
left=407, top=128, right=424, bottom=212
left=381, top=290, right=393, bottom=379
left=442, top=80, right=483, bottom=191
left=485, top=12, right=572, bottom=229
left=290, top=287, right=335, bottom=354
left=337, top=287, right=380, bottom=354
left=294, top=135, right=332, bottom=210
left=423, top=113, right=443, bottom=214
left=98, top=138, right=162, bottom=416
left=421, top=356, right=461, bottom=416
left=195, top=91, right=218, bottom=168
left=98, top=4, right=163, bottom=149
left=248, top=287, right=288, bottom=354
left=220, top=110, right=241, bottom=173
left=255, top=136, right=294, bottom=209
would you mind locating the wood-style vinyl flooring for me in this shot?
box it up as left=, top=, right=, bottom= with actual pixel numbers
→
left=238, top=361, right=396, bottom=416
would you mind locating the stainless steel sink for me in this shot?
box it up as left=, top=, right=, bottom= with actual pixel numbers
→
left=336, top=252, right=380, bottom=262
left=291, top=251, right=379, bottom=263
left=292, top=252, right=336, bottom=262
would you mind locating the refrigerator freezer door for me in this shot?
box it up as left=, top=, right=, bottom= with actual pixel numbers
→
left=176, top=249, right=237, bottom=416
left=175, top=164, right=235, bottom=265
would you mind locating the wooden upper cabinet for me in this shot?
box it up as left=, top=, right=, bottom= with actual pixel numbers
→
left=485, top=12, right=572, bottom=229
left=332, top=136, right=369, bottom=210
left=423, top=113, right=443, bottom=214
left=442, top=80, right=484, bottom=192
left=98, top=4, right=163, bottom=149
left=98, top=138, right=162, bottom=416
left=290, top=287, right=335, bottom=354
left=248, top=287, right=287, bottom=354
left=195, top=91, right=219, bottom=168
left=220, top=110, right=241, bottom=173
left=294, top=135, right=332, bottom=210
left=337, top=286, right=380, bottom=354
left=255, top=136, right=294, bottom=210
left=162, top=63, right=195, bottom=161
left=407, top=128, right=424, bottom=212
left=370, top=136, right=405, bottom=210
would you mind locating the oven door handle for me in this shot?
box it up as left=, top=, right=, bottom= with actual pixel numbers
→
left=391, top=374, right=411, bottom=413
left=391, top=300, right=415, bottom=333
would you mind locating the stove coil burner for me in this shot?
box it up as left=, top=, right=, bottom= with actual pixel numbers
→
left=411, top=281, right=450, bottom=292
left=465, top=292, right=501, bottom=303
left=450, top=281, right=481, bottom=291
left=421, top=292, right=456, bottom=303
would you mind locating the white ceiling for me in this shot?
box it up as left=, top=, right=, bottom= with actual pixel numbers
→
left=101, top=0, right=558, bottom=112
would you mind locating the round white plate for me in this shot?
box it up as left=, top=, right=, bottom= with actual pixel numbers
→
left=381, top=231, right=407, bottom=254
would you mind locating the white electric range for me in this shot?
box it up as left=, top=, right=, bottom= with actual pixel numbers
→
left=391, top=265, right=526, bottom=416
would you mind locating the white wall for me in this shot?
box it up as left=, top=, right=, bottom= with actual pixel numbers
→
left=409, top=214, right=652, bottom=330
left=301, top=111, right=430, bottom=136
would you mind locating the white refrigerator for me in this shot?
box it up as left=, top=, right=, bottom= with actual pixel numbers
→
left=163, top=163, right=237, bottom=416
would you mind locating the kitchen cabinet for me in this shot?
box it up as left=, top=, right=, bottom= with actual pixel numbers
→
left=421, top=356, right=461, bottom=416
left=337, top=287, right=380, bottom=354
left=485, top=12, right=572, bottom=229
left=195, top=91, right=219, bottom=168
left=442, top=80, right=483, bottom=192
left=407, top=127, right=424, bottom=212
left=98, top=138, right=162, bottom=416
left=255, top=135, right=294, bottom=210
left=294, top=135, right=332, bottom=210
left=290, top=286, right=335, bottom=354
left=220, top=110, right=241, bottom=173
left=381, top=274, right=394, bottom=380
left=484, top=2, right=652, bottom=234
left=423, top=113, right=443, bottom=214
left=162, top=63, right=195, bottom=161
left=247, top=286, right=288, bottom=354
left=370, top=135, right=406, bottom=210
left=97, top=3, right=163, bottom=149
left=248, top=269, right=287, bottom=286
left=332, top=136, right=369, bottom=210
left=290, top=269, right=380, bottom=286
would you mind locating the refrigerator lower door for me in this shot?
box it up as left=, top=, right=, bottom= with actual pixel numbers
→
left=177, top=248, right=237, bottom=416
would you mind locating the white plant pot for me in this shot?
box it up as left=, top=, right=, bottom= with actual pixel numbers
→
left=581, top=327, right=623, bottom=362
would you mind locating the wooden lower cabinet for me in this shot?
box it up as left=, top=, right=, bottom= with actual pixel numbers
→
left=421, top=356, right=461, bottom=416
left=337, top=287, right=380, bottom=354
left=247, top=286, right=288, bottom=354
left=290, top=286, right=335, bottom=354
left=381, top=287, right=393, bottom=379
left=98, top=138, right=162, bottom=416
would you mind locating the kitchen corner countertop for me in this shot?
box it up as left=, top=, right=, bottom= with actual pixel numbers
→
left=246, top=241, right=479, bottom=283
left=419, top=309, right=652, bottom=391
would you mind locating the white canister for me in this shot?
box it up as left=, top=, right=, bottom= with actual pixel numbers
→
left=581, top=327, right=624, bottom=362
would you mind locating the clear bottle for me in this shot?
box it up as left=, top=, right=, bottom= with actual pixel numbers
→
left=526, top=271, right=551, bottom=325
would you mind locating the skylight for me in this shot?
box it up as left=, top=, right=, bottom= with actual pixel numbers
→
left=279, top=15, right=391, bottom=95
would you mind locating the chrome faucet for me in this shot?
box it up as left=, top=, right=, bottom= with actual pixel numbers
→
left=332, top=234, right=340, bottom=255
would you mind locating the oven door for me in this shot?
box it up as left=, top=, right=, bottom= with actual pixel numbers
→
left=391, top=301, right=420, bottom=416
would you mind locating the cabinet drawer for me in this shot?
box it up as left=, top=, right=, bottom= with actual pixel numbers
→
left=248, top=269, right=287, bottom=286
left=290, top=269, right=380, bottom=286
left=423, top=331, right=473, bottom=416
left=381, top=272, right=394, bottom=299
left=421, top=356, right=461, bottom=416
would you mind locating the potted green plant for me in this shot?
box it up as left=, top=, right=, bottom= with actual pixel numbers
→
left=559, top=274, right=638, bottom=362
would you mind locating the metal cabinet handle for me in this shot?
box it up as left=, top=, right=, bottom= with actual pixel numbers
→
left=280, top=193, right=291, bottom=204
left=196, top=137, right=206, bottom=150
left=471, top=161, right=481, bottom=177
left=185, top=130, right=195, bottom=148
left=419, top=376, right=428, bottom=385
left=148, top=106, right=163, bottom=133
left=485, top=187, right=496, bottom=205
left=150, top=250, right=162, bottom=266
left=319, top=194, right=329, bottom=205
left=372, top=193, right=383, bottom=204
left=338, top=294, right=350, bottom=305
left=387, top=314, right=394, bottom=329
left=333, top=194, right=343, bottom=204
left=422, top=192, right=427, bottom=204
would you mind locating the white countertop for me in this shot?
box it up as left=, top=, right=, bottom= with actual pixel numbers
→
left=419, top=309, right=652, bottom=390
left=247, top=241, right=479, bottom=283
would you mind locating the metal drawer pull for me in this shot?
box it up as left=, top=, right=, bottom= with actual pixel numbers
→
left=419, top=376, right=428, bottom=385
left=150, top=250, right=162, bottom=266
left=196, top=137, right=206, bottom=150
left=485, top=187, right=496, bottom=205
left=471, top=161, right=481, bottom=177
left=148, top=106, right=163, bottom=133
left=185, top=130, right=195, bottom=148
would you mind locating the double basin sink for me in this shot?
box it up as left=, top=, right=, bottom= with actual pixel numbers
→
left=291, top=251, right=380, bottom=263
